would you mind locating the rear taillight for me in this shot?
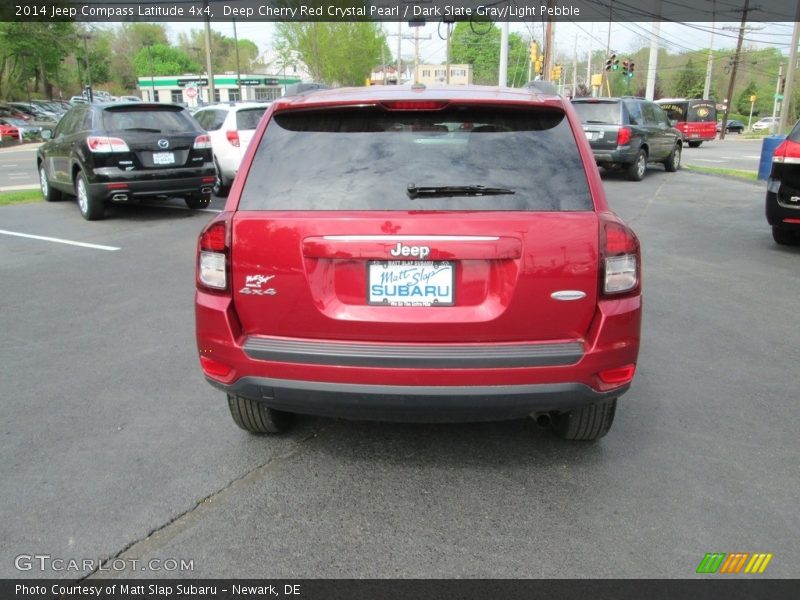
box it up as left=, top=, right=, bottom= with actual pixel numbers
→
left=772, top=139, right=800, bottom=164
left=193, top=134, right=212, bottom=150
left=225, top=130, right=240, bottom=147
left=616, top=127, right=631, bottom=147
left=381, top=100, right=449, bottom=110
left=87, top=136, right=129, bottom=153
left=600, top=216, right=640, bottom=296
left=197, top=219, right=229, bottom=291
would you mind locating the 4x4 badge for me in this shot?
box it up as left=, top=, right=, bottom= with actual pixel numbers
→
left=240, top=274, right=277, bottom=296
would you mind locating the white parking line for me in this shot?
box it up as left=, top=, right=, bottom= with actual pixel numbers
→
left=0, top=229, right=120, bottom=251
left=691, top=159, right=726, bottom=163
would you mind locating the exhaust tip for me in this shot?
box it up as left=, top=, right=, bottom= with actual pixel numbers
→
left=533, top=413, right=552, bottom=428
left=111, top=193, right=128, bottom=202
left=200, top=187, right=212, bottom=195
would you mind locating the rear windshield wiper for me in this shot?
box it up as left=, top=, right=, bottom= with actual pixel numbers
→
left=407, top=183, right=515, bottom=199
left=583, top=120, right=612, bottom=124
left=119, top=127, right=162, bottom=132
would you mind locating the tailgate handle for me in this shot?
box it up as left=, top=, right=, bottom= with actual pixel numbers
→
left=303, top=235, right=522, bottom=260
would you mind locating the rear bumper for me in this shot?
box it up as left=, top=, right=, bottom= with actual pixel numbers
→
left=196, top=292, right=641, bottom=422
left=208, top=376, right=626, bottom=422
left=88, top=165, right=216, bottom=200
left=766, top=178, right=800, bottom=228
left=591, top=147, right=639, bottom=165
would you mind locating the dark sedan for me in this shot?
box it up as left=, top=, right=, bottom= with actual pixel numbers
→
left=717, top=120, right=745, bottom=134
left=37, top=102, right=216, bottom=220
left=766, top=120, right=800, bottom=245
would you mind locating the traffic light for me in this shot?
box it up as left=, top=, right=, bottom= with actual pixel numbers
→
left=530, top=41, right=540, bottom=63
left=604, top=53, right=616, bottom=71
left=779, top=75, right=786, bottom=94
left=628, top=61, right=635, bottom=76
left=534, top=59, right=543, bottom=75
left=622, top=60, right=630, bottom=76
left=612, top=56, right=620, bottom=71
left=553, top=64, right=562, bottom=80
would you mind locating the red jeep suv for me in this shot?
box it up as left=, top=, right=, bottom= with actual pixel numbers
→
left=195, top=85, right=642, bottom=441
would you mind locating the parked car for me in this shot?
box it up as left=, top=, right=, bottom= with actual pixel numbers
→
left=69, top=96, right=88, bottom=104
left=571, top=97, right=682, bottom=181
left=716, top=119, right=745, bottom=134
left=0, top=122, right=20, bottom=141
left=192, top=102, right=271, bottom=196
left=0, top=117, right=47, bottom=140
left=37, top=102, right=216, bottom=220
left=119, top=95, right=142, bottom=102
left=5, top=102, right=58, bottom=135
left=765, top=119, right=800, bottom=245
left=752, top=117, right=778, bottom=132
left=0, top=103, right=32, bottom=121
left=195, top=85, right=643, bottom=441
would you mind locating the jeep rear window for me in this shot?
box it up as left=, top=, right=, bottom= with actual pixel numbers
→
left=102, top=108, right=197, bottom=133
left=236, top=107, right=267, bottom=130
left=238, top=105, right=591, bottom=211
left=571, top=101, right=621, bottom=125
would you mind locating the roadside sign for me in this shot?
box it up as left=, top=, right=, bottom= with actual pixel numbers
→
left=750, top=95, right=757, bottom=103
left=185, top=87, right=197, bottom=99
left=775, top=93, right=784, bottom=101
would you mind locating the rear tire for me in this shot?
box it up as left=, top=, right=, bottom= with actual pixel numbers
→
left=552, top=398, right=617, bottom=441
left=212, top=158, right=230, bottom=197
left=688, top=141, right=702, bottom=148
left=227, top=394, right=293, bottom=434
left=75, top=171, right=104, bottom=220
left=39, top=164, right=62, bottom=202
left=664, top=144, right=681, bottom=172
left=186, top=193, right=211, bottom=210
left=772, top=226, right=800, bottom=246
left=626, top=150, right=647, bottom=181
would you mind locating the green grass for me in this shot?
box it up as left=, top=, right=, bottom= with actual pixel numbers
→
left=684, top=164, right=759, bottom=182
left=0, top=189, right=42, bottom=206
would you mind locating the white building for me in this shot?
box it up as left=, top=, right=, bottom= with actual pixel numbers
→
left=136, top=73, right=302, bottom=106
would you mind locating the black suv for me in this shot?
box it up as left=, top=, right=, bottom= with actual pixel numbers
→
left=571, top=97, right=682, bottom=181
left=37, top=102, right=216, bottom=220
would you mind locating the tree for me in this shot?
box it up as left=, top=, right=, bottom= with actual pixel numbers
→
left=736, top=80, right=758, bottom=115
left=673, top=59, right=705, bottom=98
left=450, top=22, right=501, bottom=85
left=274, top=23, right=389, bottom=86
left=109, top=24, right=169, bottom=91
left=177, top=29, right=260, bottom=74
left=133, top=44, right=199, bottom=78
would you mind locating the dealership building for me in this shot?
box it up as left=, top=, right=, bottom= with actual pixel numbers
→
left=136, top=73, right=302, bottom=106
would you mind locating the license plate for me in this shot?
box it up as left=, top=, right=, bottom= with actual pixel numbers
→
left=368, top=261, right=454, bottom=306
left=585, top=131, right=596, bottom=140
left=152, top=151, right=175, bottom=165
left=691, top=133, right=699, bottom=138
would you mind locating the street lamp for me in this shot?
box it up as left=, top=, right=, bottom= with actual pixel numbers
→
left=77, top=32, right=92, bottom=102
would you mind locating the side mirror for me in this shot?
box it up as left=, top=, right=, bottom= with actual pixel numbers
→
left=41, top=129, right=52, bottom=140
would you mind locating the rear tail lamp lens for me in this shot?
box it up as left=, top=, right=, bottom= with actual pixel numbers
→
left=600, top=219, right=640, bottom=296
left=616, top=127, right=631, bottom=146
left=199, top=252, right=226, bottom=289
left=193, top=134, right=212, bottom=150
left=198, top=221, right=228, bottom=291
left=605, top=255, right=638, bottom=294
left=772, top=140, right=800, bottom=164
left=225, top=130, right=240, bottom=147
left=87, top=136, right=129, bottom=153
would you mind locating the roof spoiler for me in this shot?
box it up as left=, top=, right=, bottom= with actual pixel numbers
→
left=283, top=83, right=331, bottom=97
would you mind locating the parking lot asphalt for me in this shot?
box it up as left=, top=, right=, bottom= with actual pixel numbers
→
left=1, top=169, right=798, bottom=579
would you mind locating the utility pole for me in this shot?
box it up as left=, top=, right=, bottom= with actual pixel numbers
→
left=702, top=0, right=716, bottom=100
left=602, top=2, right=612, bottom=95
left=771, top=64, right=783, bottom=132
left=445, top=22, right=452, bottom=84
left=233, top=18, right=242, bottom=100
left=544, top=8, right=555, bottom=80
left=388, top=24, right=417, bottom=84
left=645, top=0, right=662, bottom=100
left=78, top=32, right=92, bottom=101
left=586, top=23, right=593, bottom=88
left=203, top=0, right=215, bottom=103
left=572, top=35, right=578, bottom=97
left=499, top=22, right=509, bottom=87
left=414, top=26, right=419, bottom=84
left=778, top=3, right=800, bottom=134
left=719, top=0, right=750, bottom=141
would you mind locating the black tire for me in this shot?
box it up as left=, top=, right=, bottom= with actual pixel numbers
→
left=74, top=170, right=104, bottom=220
left=772, top=226, right=800, bottom=246
left=227, top=394, right=293, bottom=434
left=626, top=150, right=647, bottom=181
left=212, top=158, right=229, bottom=197
left=688, top=141, right=702, bottom=148
left=664, top=144, right=681, bottom=172
left=552, top=398, right=617, bottom=441
left=185, top=193, right=211, bottom=210
left=39, top=163, right=62, bottom=202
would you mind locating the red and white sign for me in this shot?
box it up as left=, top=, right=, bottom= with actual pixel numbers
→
left=185, top=87, right=197, bottom=99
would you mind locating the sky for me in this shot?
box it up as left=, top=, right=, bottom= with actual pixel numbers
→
left=158, top=20, right=796, bottom=72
